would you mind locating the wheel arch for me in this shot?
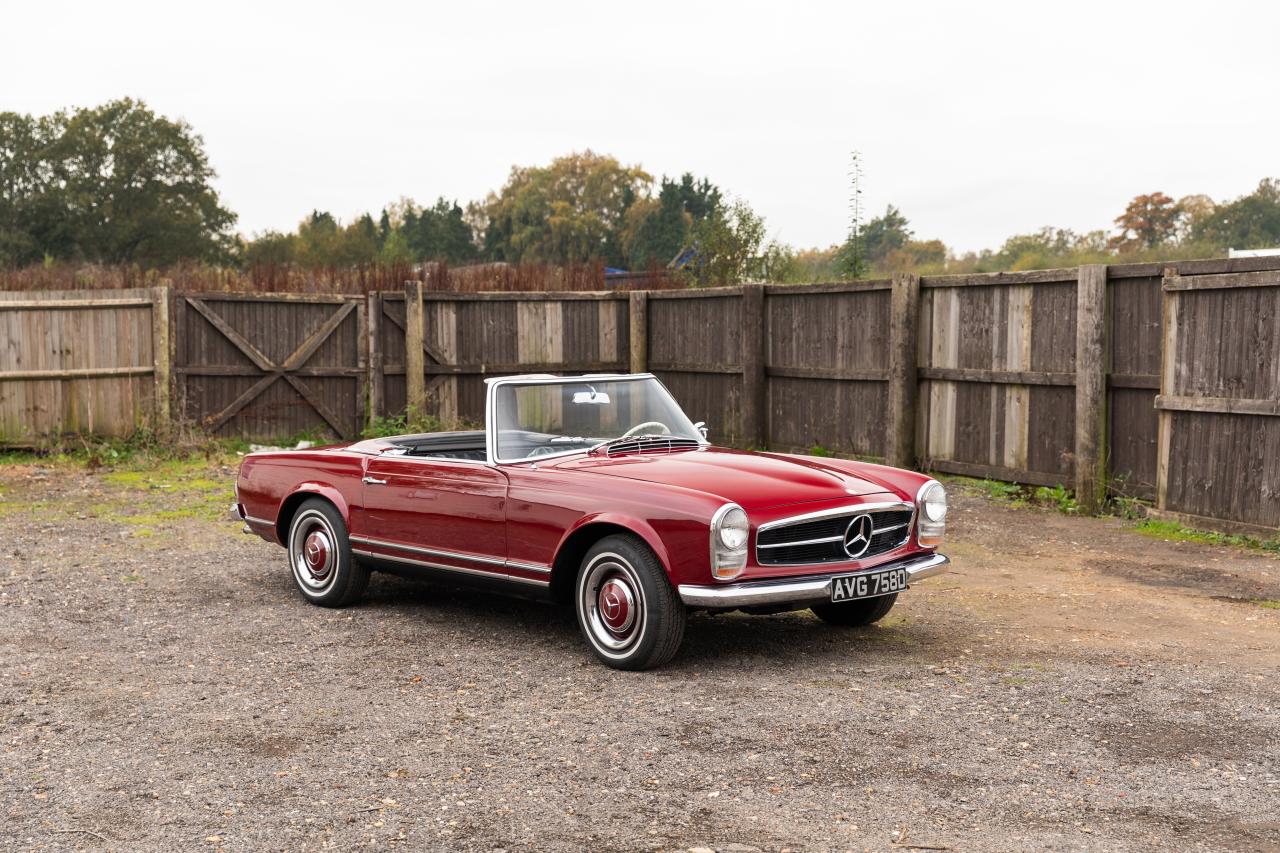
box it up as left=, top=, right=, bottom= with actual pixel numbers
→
left=548, top=516, right=673, bottom=604
left=275, top=484, right=350, bottom=546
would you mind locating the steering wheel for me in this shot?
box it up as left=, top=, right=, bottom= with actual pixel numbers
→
left=526, top=445, right=564, bottom=458
left=622, top=420, right=671, bottom=438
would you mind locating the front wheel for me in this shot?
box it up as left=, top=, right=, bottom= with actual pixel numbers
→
left=811, top=593, right=897, bottom=627
left=575, top=534, right=686, bottom=670
left=287, top=498, right=369, bottom=607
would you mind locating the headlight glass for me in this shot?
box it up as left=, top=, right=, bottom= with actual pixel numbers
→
left=718, top=507, right=749, bottom=550
left=710, top=504, right=749, bottom=581
left=916, top=481, right=947, bottom=547
left=921, top=482, right=948, bottom=523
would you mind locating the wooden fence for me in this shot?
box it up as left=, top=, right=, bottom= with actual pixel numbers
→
left=0, top=288, right=169, bottom=442
left=3, top=255, right=1279, bottom=534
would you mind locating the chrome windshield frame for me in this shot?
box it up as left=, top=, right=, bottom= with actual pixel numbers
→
left=483, top=373, right=708, bottom=466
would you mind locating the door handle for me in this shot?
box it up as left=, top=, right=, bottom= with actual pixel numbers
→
left=362, top=476, right=387, bottom=485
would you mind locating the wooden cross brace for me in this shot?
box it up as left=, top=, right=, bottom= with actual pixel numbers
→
left=190, top=297, right=357, bottom=437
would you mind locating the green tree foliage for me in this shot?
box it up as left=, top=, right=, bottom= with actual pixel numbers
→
left=0, top=99, right=236, bottom=266
left=861, top=204, right=912, bottom=264
left=478, top=151, right=651, bottom=266
left=1191, top=179, right=1280, bottom=250
left=682, top=199, right=787, bottom=287
left=623, top=173, right=722, bottom=269
left=401, top=198, right=478, bottom=263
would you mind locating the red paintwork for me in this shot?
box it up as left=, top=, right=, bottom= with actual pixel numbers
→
left=235, top=440, right=938, bottom=592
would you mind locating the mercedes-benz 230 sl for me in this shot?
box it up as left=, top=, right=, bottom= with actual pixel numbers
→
left=233, top=373, right=949, bottom=670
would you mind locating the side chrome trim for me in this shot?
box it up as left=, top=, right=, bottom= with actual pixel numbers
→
left=243, top=514, right=275, bottom=528
left=506, top=559, right=554, bottom=576
left=348, top=534, right=553, bottom=576
left=677, top=552, right=949, bottom=609
left=352, top=548, right=550, bottom=586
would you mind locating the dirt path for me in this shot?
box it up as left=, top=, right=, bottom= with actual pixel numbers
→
left=1, top=462, right=1277, bottom=852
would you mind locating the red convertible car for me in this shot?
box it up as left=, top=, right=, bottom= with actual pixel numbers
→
left=233, top=373, right=949, bottom=669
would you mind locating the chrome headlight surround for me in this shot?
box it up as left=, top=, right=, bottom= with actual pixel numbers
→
left=709, top=503, right=749, bottom=581
left=915, top=480, right=947, bottom=548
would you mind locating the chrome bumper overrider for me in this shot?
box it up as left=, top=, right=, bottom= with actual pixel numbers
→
left=677, top=552, right=950, bottom=609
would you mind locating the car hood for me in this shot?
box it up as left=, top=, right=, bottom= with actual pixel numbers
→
left=553, top=447, right=898, bottom=510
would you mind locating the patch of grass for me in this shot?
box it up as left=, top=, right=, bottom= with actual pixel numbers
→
left=1034, top=484, right=1078, bottom=514
left=1134, top=519, right=1280, bottom=554
left=808, top=444, right=833, bottom=458
left=970, top=478, right=1025, bottom=504
left=362, top=413, right=443, bottom=439
left=1254, top=599, right=1280, bottom=610
left=1002, top=676, right=1027, bottom=687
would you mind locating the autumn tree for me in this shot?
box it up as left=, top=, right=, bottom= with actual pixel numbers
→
left=1110, top=192, right=1180, bottom=251
left=478, top=151, right=651, bottom=265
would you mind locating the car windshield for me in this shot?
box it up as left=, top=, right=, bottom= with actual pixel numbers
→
left=492, top=376, right=703, bottom=462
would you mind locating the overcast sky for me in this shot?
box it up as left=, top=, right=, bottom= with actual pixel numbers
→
left=5, top=1, right=1278, bottom=254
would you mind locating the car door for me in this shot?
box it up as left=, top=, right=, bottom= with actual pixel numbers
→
left=354, top=454, right=509, bottom=578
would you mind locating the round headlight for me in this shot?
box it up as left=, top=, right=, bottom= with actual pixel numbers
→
left=717, top=507, right=749, bottom=550
left=920, top=482, right=948, bottom=523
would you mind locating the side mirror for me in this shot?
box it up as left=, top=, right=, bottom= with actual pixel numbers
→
left=693, top=421, right=709, bottom=440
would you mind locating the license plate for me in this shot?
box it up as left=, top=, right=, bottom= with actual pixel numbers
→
left=830, top=568, right=908, bottom=602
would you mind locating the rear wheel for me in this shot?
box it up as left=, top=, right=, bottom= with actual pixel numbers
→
left=811, top=593, right=897, bottom=627
left=575, top=534, right=685, bottom=670
left=287, top=498, right=369, bottom=607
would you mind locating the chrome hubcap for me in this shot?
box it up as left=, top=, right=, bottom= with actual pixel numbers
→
left=291, top=510, right=338, bottom=592
left=303, top=530, right=332, bottom=579
left=579, top=554, right=645, bottom=655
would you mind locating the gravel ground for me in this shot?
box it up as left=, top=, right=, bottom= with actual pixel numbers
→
left=1, top=460, right=1278, bottom=852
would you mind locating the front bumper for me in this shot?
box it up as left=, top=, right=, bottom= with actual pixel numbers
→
left=677, top=551, right=949, bottom=609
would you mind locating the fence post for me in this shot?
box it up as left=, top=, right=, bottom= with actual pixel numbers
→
left=1074, top=264, right=1109, bottom=514
left=367, top=292, right=383, bottom=425
left=886, top=273, right=921, bottom=469
left=741, top=283, right=767, bottom=449
left=628, top=291, right=648, bottom=373
left=150, top=284, right=172, bottom=436
left=404, top=280, right=426, bottom=423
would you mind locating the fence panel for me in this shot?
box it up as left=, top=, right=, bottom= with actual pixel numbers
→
left=1156, top=270, right=1280, bottom=534
left=916, top=271, right=1079, bottom=487
left=646, top=288, right=745, bottom=445
left=765, top=282, right=891, bottom=458
left=174, top=292, right=366, bottom=441
left=0, top=288, right=164, bottom=442
left=375, top=289, right=631, bottom=427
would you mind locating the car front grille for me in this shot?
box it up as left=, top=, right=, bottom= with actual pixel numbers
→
left=756, top=506, right=914, bottom=566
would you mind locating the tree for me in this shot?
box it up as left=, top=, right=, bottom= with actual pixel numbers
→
left=861, top=205, right=912, bottom=266
left=479, top=151, right=651, bottom=265
left=402, top=197, right=478, bottom=263
left=1111, top=192, right=1179, bottom=251
left=1190, top=179, right=1280, bottom=250
left=40, top=99, right=236, bottom=264
left=623, top=173, right=722, bottom=269
left=681, top=198, right=785, bottom=287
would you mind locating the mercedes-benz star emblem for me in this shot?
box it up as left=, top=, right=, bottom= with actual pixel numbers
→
left=842, top=514, right=874, bottom=559
left=602, top=591, right=621, bottom=618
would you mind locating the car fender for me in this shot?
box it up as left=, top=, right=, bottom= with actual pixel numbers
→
left=556, top=511, right=677, bottom=576
left=274, top=481, right=353, bottom=545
